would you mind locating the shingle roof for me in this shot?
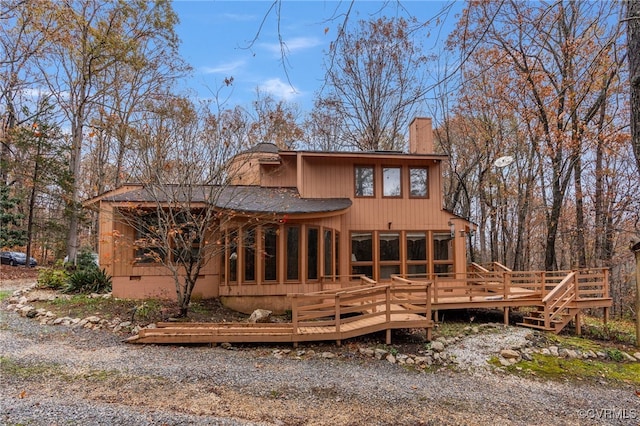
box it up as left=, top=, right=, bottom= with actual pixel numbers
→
left=102, top=185, right=352, bottom=215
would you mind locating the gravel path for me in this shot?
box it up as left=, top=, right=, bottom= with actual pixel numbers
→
left=1, top=281, right=639, bottom=425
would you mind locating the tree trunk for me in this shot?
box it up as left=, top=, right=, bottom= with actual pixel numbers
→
left=573, top=154, right=587, bottom=268
left=629, top=0, right=640, bottom=174
left=66, top=123, right=83, bottom=264
left=25, top=135, right=43, bottom=268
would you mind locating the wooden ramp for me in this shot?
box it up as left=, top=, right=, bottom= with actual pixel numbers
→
left=126, top=283, right=434, bottom=345
left=126, top=267, right=612, bottom=344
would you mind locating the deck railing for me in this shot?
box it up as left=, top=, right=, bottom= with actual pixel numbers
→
left=390, top=267, right=609, bottom=305
left=541, top=271, right=578, bottom=328
left=290, top=281, right=431, bottom=340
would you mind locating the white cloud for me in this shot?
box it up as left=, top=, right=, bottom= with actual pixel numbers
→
left=259, top=78, right=300, bottom=101
left=222, top=13, right=257, bottom=22
left=201, top=60, right=245, bottom=75
left=261, top=37, right=323, bottom=56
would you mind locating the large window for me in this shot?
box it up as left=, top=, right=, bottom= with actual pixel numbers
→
left=351, top=232, right=373, bottom=278
left=406, top=232, right=427, bottom=275
left=243, top=228, right=256, bottom=281
left=355, top=166, right=374, bottom=197
left=307, top=227, right=319, bottom=280
left=263, top=226, right=278, bottom=281
left=324, top=229, right=333, bottom=278
left=335, top=231, right=340, bottom=276
left=286, top=226, right=300, bottom=281
left=433, top=232, right=454, bottom=275
left=382, top=167, right=401, bottom=197
left=133, top=214, right=166, bottom=264
left=379, top=232, right=400, bottom=279
left=226, top=229, right=239, bottom=282
left=409, top=167, right=428, bottom=198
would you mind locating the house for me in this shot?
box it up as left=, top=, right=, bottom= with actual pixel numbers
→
left=87, top=118, right=475, bottom=313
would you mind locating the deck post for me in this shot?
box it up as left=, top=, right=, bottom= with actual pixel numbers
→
left=291, top=295, right=299, bottom=337
left=503, top=307, right=509, bottom=326
left=575, top=311, right=581, bottom=336
left=335, top=293, right=341, bottom=334
left=504, top=272, right=511, bottom=300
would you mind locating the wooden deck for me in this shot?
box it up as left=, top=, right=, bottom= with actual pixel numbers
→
left=126, top=265, right=612, bottom=345
left=127, top=282, right=433, bottom=345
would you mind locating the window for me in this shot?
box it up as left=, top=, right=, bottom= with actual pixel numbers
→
left=263, top=226, right=278, bottom=281
left=351, top=232, right=373, bottom=278
left=172, top=224, right=200, bottom=265
left=335, top=231, right=340, bottom=276
left=286, top=226, right=300, bottom=280
left=382, top=167, right=401, bottom=197
left=409, top=167, right=428, bottom=198
left=355, top=166, right=374, bottom=197
left=226, top=229, right=238, bottom=282
left=243, top=228, right=256, bottom=281
left=307, top=227, right=319, bottom=280
left=406, top=232, right=427, bottom=276
left=324, top=229, right=333, bottom=278
left=433, top=232, right=454, bottom=275
left=133, top=213, right=166, bottom=264
left=379, top=232, right=400, bottom=279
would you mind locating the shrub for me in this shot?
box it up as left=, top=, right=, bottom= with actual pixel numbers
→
left=76, top=249, right=99, bottom=270
left=37, top=267, right=69, bottom=290
left=605, top=348, right=625, bottom=362
left=64, top=268, right=112, bottom=294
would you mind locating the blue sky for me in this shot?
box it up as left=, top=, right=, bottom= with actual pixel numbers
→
left=172, top=1, right=461, bottom=114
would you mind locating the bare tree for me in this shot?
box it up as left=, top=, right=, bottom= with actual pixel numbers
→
left=320, top=17, right=429, bottom=151
left=36, top=0, right=182, bottom=264
left=452, top=1, right=626, bottom=270
left=116, top=97, right=280, bottom=316
left=629, top=0, right=640, bottom=175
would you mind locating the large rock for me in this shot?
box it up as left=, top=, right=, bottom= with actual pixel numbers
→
left=431, top=341, right=445, bottom=352
left=248, top=309, right=272, bottom=323
left=500, top=349, right=520, bottom=359
left=374, top=348, right=388, bottom=360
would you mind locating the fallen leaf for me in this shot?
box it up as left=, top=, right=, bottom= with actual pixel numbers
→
left=19, top=390, right=26, bottom=399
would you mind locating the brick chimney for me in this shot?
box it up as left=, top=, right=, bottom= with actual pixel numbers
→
left=408, top=117, right=433, bottom=154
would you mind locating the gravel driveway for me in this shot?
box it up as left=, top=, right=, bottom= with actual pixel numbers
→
left=1, top=281, right=639, bottom=425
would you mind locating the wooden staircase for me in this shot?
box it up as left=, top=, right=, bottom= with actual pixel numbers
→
left=518, top=304, right=580, bottom=334
left=517, top=270, right=581, bottom=334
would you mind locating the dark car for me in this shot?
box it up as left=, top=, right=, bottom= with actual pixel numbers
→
left=0, top=251, right=37, bottom=267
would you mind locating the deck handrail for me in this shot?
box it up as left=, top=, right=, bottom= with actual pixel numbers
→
left=542, top=271, right=576, bottom=304
left=542, top=271, right=578, bottom=328
left=491, top=262, right=512, bottom=273
left=290, top=282, right=432, bottom=339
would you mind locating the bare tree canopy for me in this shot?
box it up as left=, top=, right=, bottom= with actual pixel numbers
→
left=319, top=16, right=429, bottom=151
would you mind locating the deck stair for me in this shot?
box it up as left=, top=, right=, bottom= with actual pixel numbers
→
left=517, top=270, right=583, bottom=334
left=518, top=304, right=580, bottom=333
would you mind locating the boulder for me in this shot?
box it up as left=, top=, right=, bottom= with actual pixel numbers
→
left=386, top=354, right=397, bottom=364
left=500, top=349, right=520, bottom=359
left=634, top=352, right=640, bottom=362
left=320, top=352, right=336, bottom=359
left=374, top=348, right=388, bottom=360
left=431, top=341, right=445, bottom=352
left=248, top=309, right=272, bottom=323
left=359, top=348, right=375, bottom=357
